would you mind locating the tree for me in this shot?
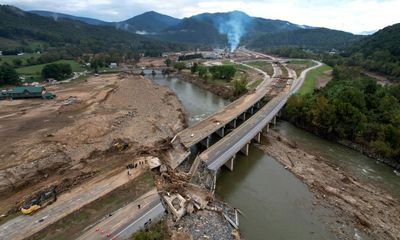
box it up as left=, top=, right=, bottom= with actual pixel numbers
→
left=12, top=59, right=22, bottom=66
left=0, top=65, right=19, bottom=85
left=311, top=96, right=336, bottom=135
left=164, top=58, right=172, bottom=67
left=191, top=62, right=199, bottom=74
left=209, top=65, right=236, bottom=81
left=232, top=75, right=248, bottom=96
left=173, top=62, right=186, bottom=72
left=42, top=63, right=72, bottom=80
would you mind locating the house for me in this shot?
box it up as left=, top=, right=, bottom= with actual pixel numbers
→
left=109, top=63, right=117, bottom=69
left=9, top=86, right=45, bottom=99
left=0, top=86, right=57, bottom=100
left=0, top=90, right=10, bottom=99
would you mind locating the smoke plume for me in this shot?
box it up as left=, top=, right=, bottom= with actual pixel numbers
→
left=217, top=12, right=250, bottom=52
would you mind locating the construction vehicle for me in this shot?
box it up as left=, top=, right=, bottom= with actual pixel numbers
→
left=21, top=186, right=57, bottom=214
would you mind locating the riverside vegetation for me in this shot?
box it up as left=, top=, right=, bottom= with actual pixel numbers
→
left=284, top=65, right=400, bottom=163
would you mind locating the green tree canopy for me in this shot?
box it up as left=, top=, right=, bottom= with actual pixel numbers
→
left=0, top=65, right=19, bottom=86
left=41, top=63, right=72, bottom=80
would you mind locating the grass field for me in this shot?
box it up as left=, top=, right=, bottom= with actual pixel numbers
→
left=0, top=53, right=41, bottom=66
left=288, top=60, right=317, bottom=77
left=16, top=60, right=85, bottom=82
left=298, top=64, right=332, bottom=95
left=246, top=61, right=274, bottom=77
left=288, top=60, right=316, bottom=67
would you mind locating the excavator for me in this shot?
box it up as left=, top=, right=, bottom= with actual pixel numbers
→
left=20, top=186, right=57, bottom=215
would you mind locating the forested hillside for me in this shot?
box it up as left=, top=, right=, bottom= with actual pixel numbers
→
left=248, top=28, right=362, bottom=50
left=0, top=5, right=185, bottom=56
left=348, top=23, right=400, bottom=77
left=30, top=10, right=109, bottom=25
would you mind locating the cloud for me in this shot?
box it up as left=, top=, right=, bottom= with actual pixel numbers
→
left=1, top=0, right=399, bottom=33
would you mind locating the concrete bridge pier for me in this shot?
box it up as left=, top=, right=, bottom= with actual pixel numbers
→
left=216, top=127, right=225, bottom=138
left=253, top=132, right=261, bottom=143
left=240, top=143, right=250, bottom=156
left=247, top=107, right=254, bottom=115
left=239, top=112, right=246, bottom=121
left=265, top=123, right=270, bottom=132
left=200, top=136, right=211, bottom=148
left=256, top=101, right=261, bottom=109
left=224, top=155, right=235, bottom=171
left=228, top=118, right=237, bottom=128
left=272, top=116, right=277, bottom=125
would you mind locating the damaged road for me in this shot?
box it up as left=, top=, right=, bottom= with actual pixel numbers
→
left=0, top=73, right=186, bottom=216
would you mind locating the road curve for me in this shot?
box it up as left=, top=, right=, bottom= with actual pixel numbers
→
left=176, top=50, right=278, bottom=149
left=199, top=57, right=323, bottom=171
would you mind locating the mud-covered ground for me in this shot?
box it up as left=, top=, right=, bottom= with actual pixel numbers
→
left=258, top=129, right=400, bottom=240
left=0, top=73, right=186, bottom=215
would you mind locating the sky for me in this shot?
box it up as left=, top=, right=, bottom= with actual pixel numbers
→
left=1, top=0, right=400, bottom=33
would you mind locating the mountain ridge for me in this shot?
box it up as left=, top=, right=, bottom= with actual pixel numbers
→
left=18, top=7, right=365, bottom=51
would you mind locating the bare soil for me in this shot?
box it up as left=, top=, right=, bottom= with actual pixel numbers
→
left=0, top=73, right=186, bottom=215
left=287, top=64, right=308, bottom=77
left=258, top=129, right=400, bottom=240
left=138, top=57, right=169, bottom=68
left=363, top=71, right=397, bottom=86
left=316, top=70, right=333, bottom=89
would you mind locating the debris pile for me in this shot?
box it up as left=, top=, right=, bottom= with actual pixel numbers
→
left=157, top=162, right=240, bottom=239
left=62, top=96, right=80, bottom=105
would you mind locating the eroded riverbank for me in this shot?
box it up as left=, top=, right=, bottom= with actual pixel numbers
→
left=171, top=70, right=235, bottom=100
left=153, top=69, right=400, bottom=240
left=259, top=124, right=400, bottom=240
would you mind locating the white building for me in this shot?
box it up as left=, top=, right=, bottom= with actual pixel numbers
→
left=109, top=63, right=117, bottom=68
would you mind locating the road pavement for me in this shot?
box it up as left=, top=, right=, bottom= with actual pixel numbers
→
left=176, top=50, right=279, bottom=149
left=203, top=93, right=287, bottom=170
left=0, top=169, right=145, bottom=240
left=199, top=59, right=323, bottom=171
left=77, top=188, right=165, bottom=240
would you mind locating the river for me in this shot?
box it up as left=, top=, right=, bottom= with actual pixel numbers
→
left=150, top=73, right=399, bottom=239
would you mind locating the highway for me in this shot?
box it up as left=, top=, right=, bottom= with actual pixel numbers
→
left=198, top=58, right=323, bottom=171
left=77, top=189, right=165, bottom=240
left=0, top=169, right=145, bottom=240
left=176, top=50, right=278, bottom=149
left=203, top=93, right=288, bottom=170
left=291, top=60, right=322, bottom=93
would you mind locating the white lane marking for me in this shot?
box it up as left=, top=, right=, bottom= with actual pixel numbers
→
left=112, top=202, right=162, bottom=238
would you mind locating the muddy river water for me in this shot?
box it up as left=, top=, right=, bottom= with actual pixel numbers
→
left=150, top=73, right=399, bottom=240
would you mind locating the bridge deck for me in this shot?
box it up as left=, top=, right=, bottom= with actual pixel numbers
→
left=177, top=62, right=280, bottom=149
left=200, top=61, right=322, bottom=171
left=200, top=93, right=288, bottom=170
